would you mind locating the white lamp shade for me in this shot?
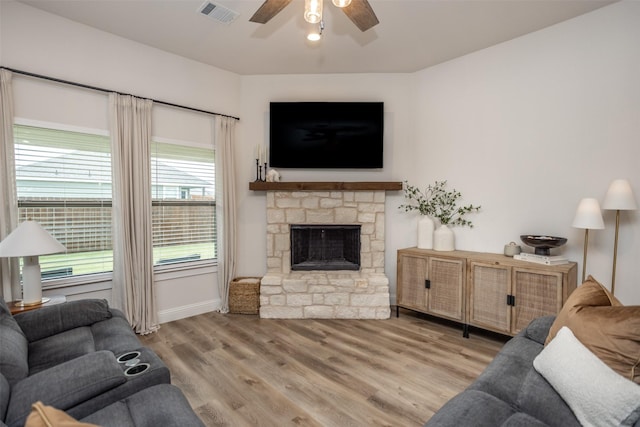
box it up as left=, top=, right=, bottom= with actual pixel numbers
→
left=0, top=221, right=66, bottom=257
left=602, top=179, right=637, bottom=211
left=572, top=198, right=605, bottom=230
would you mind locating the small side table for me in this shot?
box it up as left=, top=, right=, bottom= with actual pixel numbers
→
left=8, top=295, right=67, bottom=315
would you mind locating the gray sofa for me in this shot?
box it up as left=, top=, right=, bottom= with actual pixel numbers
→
left=426, top=316, right=579, bottom=427
left=0, top=296, right=204, bottom=427
left=425, top=315, right=638, bottom=427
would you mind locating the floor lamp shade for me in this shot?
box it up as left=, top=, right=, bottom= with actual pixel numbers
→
left=602, top=179, right=637, bottom=294
left=0, top=221, right=66, bottom=304
left=572, top=198, right=604, bottom=283
left=603, top=179, right=637, bottom=211
left=572, top=198, right=605, bottom=230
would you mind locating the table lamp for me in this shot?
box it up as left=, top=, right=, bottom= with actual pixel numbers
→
left=572, top=198, right=605, bottom=283
left=0, top=221, right=66, bottom=306
left=602, top=179, right=637, bottom=295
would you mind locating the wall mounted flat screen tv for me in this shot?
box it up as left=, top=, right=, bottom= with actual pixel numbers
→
left=269, top=102, right=384, bottom=169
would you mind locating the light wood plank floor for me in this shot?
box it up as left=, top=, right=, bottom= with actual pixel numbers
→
left=140, top=308, right=508, bottom=427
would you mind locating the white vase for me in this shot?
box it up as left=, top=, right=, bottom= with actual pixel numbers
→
left=433, top=224, right=455, bottom=251
left=417, top=216, right=435, bottom=249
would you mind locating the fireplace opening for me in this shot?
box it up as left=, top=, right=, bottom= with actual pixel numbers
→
left=290, top=224, right=361, bottom=271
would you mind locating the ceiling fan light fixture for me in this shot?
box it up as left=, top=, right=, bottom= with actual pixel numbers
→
left=307, top=19, right=324, bottom=41
left=304, top=0, right=323, bottom=24
left=332, top=0, right=352, bottom=7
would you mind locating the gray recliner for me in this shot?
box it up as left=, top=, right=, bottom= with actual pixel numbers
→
left=0, top=297, right=203, bottom=427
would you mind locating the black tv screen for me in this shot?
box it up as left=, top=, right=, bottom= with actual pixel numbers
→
left=269, top=102, right=384, bottom=169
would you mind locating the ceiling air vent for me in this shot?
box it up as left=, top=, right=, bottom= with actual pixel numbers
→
left=197, top=1, right=240, bottom=24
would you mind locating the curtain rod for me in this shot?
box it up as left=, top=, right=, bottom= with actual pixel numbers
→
left=1, top=66, right=240, bottom=121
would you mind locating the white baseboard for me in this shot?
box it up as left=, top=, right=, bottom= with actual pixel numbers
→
left=158, top=298, right=221, bottom=324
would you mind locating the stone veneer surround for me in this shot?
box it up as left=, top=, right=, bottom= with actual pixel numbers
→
left=260, top=190, right=391, bottom=319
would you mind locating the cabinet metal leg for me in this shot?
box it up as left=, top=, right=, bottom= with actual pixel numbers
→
left=463, top=324, right=470, bottom=338
left=396, top=305, right=399, bottom=317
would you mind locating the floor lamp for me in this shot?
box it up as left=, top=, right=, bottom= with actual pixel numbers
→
left=572, top=198, right=604, bottom=284
left=602, top=179, right=637, bottom=295
left=0, top=221, right=66, bottom=305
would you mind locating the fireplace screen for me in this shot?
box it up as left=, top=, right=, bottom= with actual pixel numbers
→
left=290, top=224, right=361, bottom=271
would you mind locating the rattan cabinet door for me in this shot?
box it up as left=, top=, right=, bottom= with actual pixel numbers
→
left=468, top=262, right=510, bottom=334
left=511, top=268, right=563, bottom=334
left=397, top=253, right=428, bottom=311
left=427, top=257, right=464, bottom=321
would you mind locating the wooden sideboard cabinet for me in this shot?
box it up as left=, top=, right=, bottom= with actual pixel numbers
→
left=396, top=248, right=577, bottom=337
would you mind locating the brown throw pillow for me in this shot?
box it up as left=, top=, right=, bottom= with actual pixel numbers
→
left=546, top=276, right=640, bottom=383
left=25, top=402, right=100, bottom=427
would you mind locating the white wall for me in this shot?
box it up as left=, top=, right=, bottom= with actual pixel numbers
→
left=409, top=1, right=640, bottom=303
left=236, top=1, right=640, bottom=305
left=0, top=1, right=240, bottom=117
left=0, top=0, right=241, bottom=319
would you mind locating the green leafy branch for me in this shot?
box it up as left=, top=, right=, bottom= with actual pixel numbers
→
left=399, top=180, right=481, bottom=227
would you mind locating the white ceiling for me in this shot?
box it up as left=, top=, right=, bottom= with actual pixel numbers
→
left=17, top=0, right=615, bottom=75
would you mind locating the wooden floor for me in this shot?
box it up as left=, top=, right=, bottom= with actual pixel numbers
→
left=140, top=308, right=508, bottom=427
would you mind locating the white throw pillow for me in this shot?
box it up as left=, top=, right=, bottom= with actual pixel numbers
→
left=533, top=326, right=640, bottom=427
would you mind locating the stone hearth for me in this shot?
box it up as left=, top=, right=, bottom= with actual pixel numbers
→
left=259, top=188, right=392, bottom=319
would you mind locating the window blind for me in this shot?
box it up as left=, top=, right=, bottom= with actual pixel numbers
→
left=151, top=141, right=216, bottom=266
left=14, top=124, right=113, bottom=279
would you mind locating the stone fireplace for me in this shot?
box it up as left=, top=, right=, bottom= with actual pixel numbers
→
left=257, top=183, right=399, bottom=320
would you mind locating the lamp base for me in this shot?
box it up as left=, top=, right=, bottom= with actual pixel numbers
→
left=13, top=297, right=50, bottom=307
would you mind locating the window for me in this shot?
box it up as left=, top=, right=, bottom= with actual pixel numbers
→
left=151, top=141, right=216, bottom=266
left=14, top=124, right=113, bottom=280
left=179, top=187, right=190, bottom=200
left=13, top=125, right=215, bottom=281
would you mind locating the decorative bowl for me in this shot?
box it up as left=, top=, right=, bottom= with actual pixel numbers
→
left=520, top=235, right=567, bottom=256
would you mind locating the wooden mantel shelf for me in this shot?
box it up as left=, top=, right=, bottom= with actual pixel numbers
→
left=249, top=181, right=403, bottom=191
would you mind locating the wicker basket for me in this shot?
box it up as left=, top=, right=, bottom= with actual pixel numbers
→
left=229, top=277, right=261, bottom=314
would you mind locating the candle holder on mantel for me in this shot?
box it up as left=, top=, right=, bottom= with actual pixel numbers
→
left=255, top=158, right=264, bottom=182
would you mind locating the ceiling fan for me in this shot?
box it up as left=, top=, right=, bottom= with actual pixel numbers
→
left=249, top=0, right=379, bottom=32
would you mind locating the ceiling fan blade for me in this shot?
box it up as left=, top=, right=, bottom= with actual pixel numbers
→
left=249, top=0, right=294, bottom=24
left=341, top=0, right=379, bottom=32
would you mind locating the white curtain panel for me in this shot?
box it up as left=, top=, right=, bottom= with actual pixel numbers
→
left=215, top=116, right=237, bottom=313
left=109, top=93, right=158, bottom=334
left=0, top=69, right=20, bottom=301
